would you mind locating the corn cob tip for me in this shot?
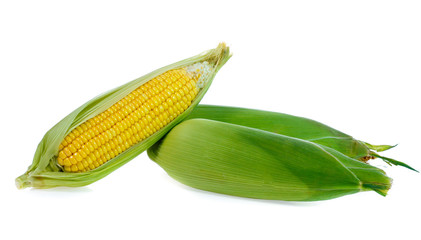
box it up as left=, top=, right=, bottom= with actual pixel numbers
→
left=201, top=42, right=231, bottom=69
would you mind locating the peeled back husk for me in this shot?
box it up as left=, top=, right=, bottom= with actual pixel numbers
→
left=16, top=43, right=231, bottom=189
left=148, top=119, right=392, bottom=201
left=187, top=105, right=416, bottom=172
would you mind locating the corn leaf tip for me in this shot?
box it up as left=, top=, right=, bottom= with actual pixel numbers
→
left=370, top=152, right=418, bottom=173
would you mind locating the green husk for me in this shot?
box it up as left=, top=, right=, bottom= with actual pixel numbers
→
left=16, top=43, right=231, bottom=189
left=187, top=105, right=416, bottom=171
left=148, top=119, right=392, bottom=201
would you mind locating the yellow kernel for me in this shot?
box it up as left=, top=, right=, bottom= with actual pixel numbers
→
left=110, top=128, right=117, bottom=137
left=182, top=96, right=188, bottom=103
left=75, top=126, right=84, bottom=134
left=61, top=138, right=68, bottom=147
left=92, top=127, right=100, bottom=136
left=128, top=115, right=135, bottom=125
left=121, top=133, right=127, bottom=141
left=79, top=134, right=88, bottom=144
left=152, top=97, right=160, bottom=107
left=89, top=153, right=96, bottom=162
left=80, top=124, right=88, bottom=131
left=117, top=135, right=123, bottom=144
left=186, top=82, right=193, bottom=90
left=134, top=123, right=141, bottom=132
left=64, top=136, right=73, bottom=144
left=168, top=107, right=174, bottom=115
left=69, top=156, right=77, bottom=165
left=79, top=149, right=87, bottom=158
left=77, top=162, right=84, bottom=171
left=109, top=140, right=115, bottom=149
left=148, top=115, right=154, bottom=123
left=144, top=101, right=153, bottom=111
left=175, top=102, right=182, bottom=110
left=121, top=120, right=128, bottom=130
left=110, top=115, right=118, bottom=125
left=152, top=86, right=160, bottom=95
left=141, top=106, right=149, bottom=115
left=93, top=161, right=100, bottom=168
left=99, top=134, right=106, bottom=145
left=116, top=112, right=124, bottom=122
left=116, top=123, right=124, bottom=133
left=159, top=81, right=167, bottom=88
left=132, top=99, right=140, bottom=108
left=82, top=160, right=89, bottom=168
left=134, top=133, right=142, bottom=141
left=63, top=158, right=71, bottom=166
left=106, top=130, right=113, bottom=140
left=71, top=165, right=78, bottom=172
left=116, top=145, right=123, bottom=154
left=186, top=93, right=193, bottom=102
left=94, top=150, right=101, bottom=159
left=86, top=142, right=94, bottom=152
left=63, top=147, right=72, bottom=157
left=72, top=140, right=82, bottom=149
left=74, top=152, right=83, bottom=162
left=68, top=132, right=76, bottom=140
left=150, top=109, right=157, bottom=118
left=175, top=92, right=182, bottom=100
left=68, top=144, right=77, bottom=154
left=79, top=142, right=88, bottom=153
left=145, top=125, right=153, bottom=134
left=58, top=151, right=67, bottom=160
left=166, top=98, right=173, bottom=106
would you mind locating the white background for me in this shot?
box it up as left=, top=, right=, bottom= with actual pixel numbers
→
left=1, top=1, right=420, bottom=239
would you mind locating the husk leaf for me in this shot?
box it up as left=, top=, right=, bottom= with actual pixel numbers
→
left=187, top=105, right=415, bottom=171
left=148, top=119, right=392, bottom=201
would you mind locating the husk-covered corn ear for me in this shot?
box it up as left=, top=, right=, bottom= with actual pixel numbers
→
left=16, top=43, right=231, bottom=189
left=187, top=105, right=416, bottom=172
left=148, top=119, right=392, bottom=201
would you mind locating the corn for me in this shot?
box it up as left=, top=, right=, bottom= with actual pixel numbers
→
left=187, top=105, right=416, bottom=172
left=148, top=119, right=393, bottom=201
left=16, top=43, right=231, bottom=189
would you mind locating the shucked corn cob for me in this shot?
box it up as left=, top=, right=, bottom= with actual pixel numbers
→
left=187, top=105, right=416, bottom=171
left=148, top=119, right=393, bottom=201
left=57, top=66, right=206, bottom=173
left=16, top=43, right=231, bottom=189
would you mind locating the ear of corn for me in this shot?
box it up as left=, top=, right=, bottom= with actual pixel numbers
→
left=147, top=119, right=392, bottom=201
left=187, top=105, right=416, bottom=172
left=16, top=43, right=231, bottom=189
